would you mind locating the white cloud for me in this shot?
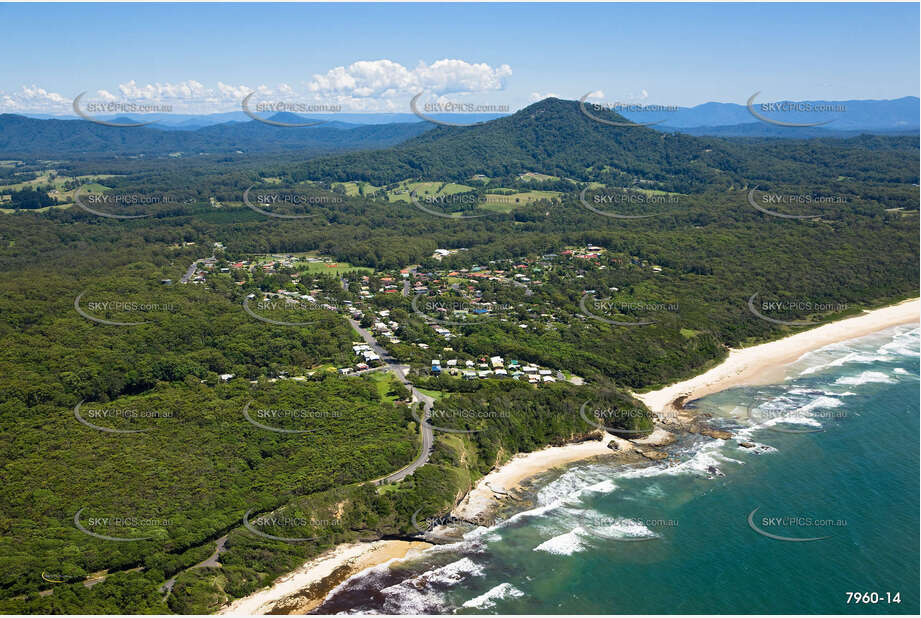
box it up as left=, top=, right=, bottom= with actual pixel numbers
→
left=0, top=85, right=69, bottom=112
left=309, top=58, right=511, bottom=98
left=530, top=91, right=560, bottom=102
left=0, top=59, right=513, bottom=114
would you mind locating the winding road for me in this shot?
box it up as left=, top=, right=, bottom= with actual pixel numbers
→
left=347, top=318, right=435, bottom=484
left=159, top=534, right=228, bottom=595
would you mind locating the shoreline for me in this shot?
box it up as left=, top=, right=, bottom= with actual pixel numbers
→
left=634, top=298, right=919, bottom=418
left=217, top=539, right=431, bottom=616
left=451, top=435, right=625, bottom=522
left=450, top=429, right=679, bottom=524
left=217, top=298, right=918, bottom=614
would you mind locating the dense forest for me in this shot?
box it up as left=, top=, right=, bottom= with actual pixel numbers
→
left=0, top=97, right=917, bottom=613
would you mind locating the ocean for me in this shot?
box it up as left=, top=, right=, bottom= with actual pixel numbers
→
left=312, top=324, right=920, bottom=615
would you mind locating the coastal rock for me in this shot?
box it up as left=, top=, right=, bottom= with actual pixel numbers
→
left=699, top=428, right=732, bottom=440
left=631, top=428, right=677, bottom=447
left=551, top=430, right=604, bottom=447
left=636, top=448, right=668, bottom=461
left=739, top=441, right=756, bottom=448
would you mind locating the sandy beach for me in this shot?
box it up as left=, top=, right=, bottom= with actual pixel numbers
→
left=451, top=435, right=626, bottom=522
left=218, top=298, right=918, bottom=614
left=218, top=539, right=431, bottom=615
left=635, top=298, right=920, bottom=418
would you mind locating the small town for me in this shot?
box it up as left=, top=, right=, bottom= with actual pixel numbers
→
left=173, top=243, right=656, bottom=387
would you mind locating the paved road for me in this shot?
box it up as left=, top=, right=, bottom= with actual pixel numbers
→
left=160, top=534, right=228, bottom=595
left=347, top=318, right=435, bottom=484
left=401, top=265, right=419, bottom=297
left=511, top=279, right=533, bottom=296
left=180, top=255, right=214, bottom=284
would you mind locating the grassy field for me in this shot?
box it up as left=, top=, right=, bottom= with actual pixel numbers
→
left=483, top=190, right=561, bottom=208
left=0, top=170, right=120, bottom=216
left=518, top=172, right=560, bottom=182
left=331, top=181, right=383, bottom=196
left=297, top=261, right=373, bottom=275
left=0, top=203, right=75, bottom=214
left=386, top=180, right=475, bottom=203
left=0, top=170, right=117, bottom=192
left=248, top=252, right=372, bottom=275
left=416, top=387, right=448, bottom=400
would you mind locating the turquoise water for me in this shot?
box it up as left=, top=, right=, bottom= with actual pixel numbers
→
left=315, top=325, right=919, bottom=614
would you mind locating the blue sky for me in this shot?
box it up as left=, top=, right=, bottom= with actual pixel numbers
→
left=1, top=2, right=918, bottom=114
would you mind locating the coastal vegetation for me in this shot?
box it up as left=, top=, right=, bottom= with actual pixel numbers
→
left=0, top=98, right=917, bottom=613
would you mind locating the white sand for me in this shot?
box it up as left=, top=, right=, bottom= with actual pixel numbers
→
left=219, top=299, right=919, bottom=614
left=218, top=540, right=430, bottom=615
left=635, top=298, right=920, bottom=418
left=452, top=436, right=618, bottom=521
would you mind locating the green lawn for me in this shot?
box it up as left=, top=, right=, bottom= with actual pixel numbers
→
left=297, top=261, right=373, bottom=275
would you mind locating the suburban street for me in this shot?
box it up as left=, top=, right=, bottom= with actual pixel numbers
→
left=180, top=255, right=214, bottom=284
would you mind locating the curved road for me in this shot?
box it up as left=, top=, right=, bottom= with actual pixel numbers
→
left=160, top=534, right=228, bottom=595
left=347, top=317, right=435, bottom=484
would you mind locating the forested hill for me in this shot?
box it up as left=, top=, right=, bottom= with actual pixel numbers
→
left=291, top=97, right=919, bottom=191
left=0, top=113, right=431, bottom=157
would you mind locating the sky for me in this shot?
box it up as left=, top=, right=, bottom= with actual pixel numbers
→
left=1, top=2, right=918, bottom=115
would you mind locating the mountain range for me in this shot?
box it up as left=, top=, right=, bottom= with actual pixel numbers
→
left=288, top=97, right=919, bottom=192
left=1, top=96, right=917, bottom=162
left=13, top=96, right=917, bottom=136
left=0, top=112, right=431, bottom=157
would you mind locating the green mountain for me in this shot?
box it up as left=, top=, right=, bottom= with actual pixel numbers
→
left=0, top=113, right=431, bottom=157
left=293, top=98, right=918, bottom=191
